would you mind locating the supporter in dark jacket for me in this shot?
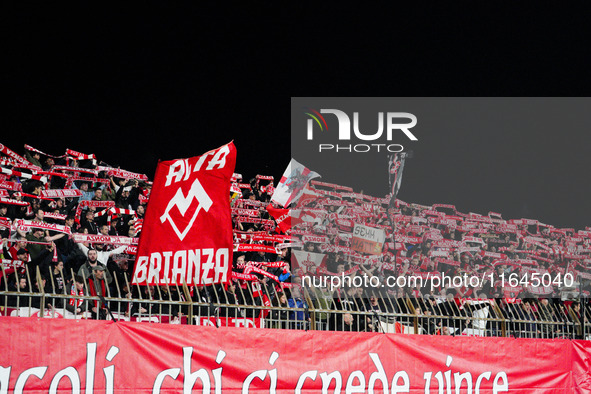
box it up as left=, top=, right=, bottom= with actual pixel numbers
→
left=22, top=228, right=47, bottom=261
left=537, top=297, right=562, bottom=338
left=217, top=282, right=242, bottom=319
left=335, top=312, right=358, bottom=332
left=24, top=150, right=42, bottom=168
left=80, top=210, right=98, bottom=234
left=114, top=179, right=140, bottom=210
left=440, top=289, right=469, bottom=334
left=46, top=260, right=67, bottom=296
left=269, top=291, right=289, bottom=329
left=6, top=275, right=32, bottom=307
left=30, top=274, right=52, bottom=310
left=514, top=301, right=537, bottom=338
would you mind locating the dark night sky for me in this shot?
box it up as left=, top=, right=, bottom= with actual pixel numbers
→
left=2, top=8, right=590, bottom=230
left=290, top=97, right=591, bottom=231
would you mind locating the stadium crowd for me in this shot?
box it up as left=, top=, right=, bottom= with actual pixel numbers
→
left=0, top=143, right=589, bottom=339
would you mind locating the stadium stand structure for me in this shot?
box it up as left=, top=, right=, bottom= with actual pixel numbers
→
left=0, top=143, right=589, bottom=339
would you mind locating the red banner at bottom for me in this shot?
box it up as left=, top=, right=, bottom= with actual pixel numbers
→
left=0, top=316, right=589, bottom=392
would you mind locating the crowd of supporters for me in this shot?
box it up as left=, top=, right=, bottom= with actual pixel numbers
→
left=0, top=143, right=589, bottom=339
left=231, top=177, right=591, bottom=339
left=0, top=145, right=151, bottom=319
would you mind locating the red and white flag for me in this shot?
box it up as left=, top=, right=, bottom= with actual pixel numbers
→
left=266, top=204, right=291, bottom=234
left=270, top=159, right=320, bottom=207
left=297, top=184, right=322, bottom=208
left=132, top=142, right=237, bottom=286
left=292, top=250, right=327, bottom=276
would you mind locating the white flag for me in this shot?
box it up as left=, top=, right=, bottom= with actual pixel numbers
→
left=270, top=159, right=320, bottom=207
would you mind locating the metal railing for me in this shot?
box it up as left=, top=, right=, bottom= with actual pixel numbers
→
left=0, top=264, right=588, bottom=340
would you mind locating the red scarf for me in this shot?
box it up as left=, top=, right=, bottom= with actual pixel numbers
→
left=88, top=277, right=106, bottom=309
left=24, top=144, right=66, bottom=159
left=69, top=284, right=84, bottom=307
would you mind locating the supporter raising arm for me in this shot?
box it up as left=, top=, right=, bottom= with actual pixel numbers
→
left=76, top=241, right=128, bottom=267
left=114, top=179, right=141, bottom=210
left=72, top=182, right=98, bottom=202
left=23, top=149, right=42, bottom=168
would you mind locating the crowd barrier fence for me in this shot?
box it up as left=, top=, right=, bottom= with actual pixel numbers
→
left=0, top=264, right=588, bottom=340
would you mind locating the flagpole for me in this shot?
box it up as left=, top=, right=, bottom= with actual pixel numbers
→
left=387, top=154, right=397, bottom=293
left=387, top=152, right=408, bottom=297
left=393, top=206, right=398, bottom=293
